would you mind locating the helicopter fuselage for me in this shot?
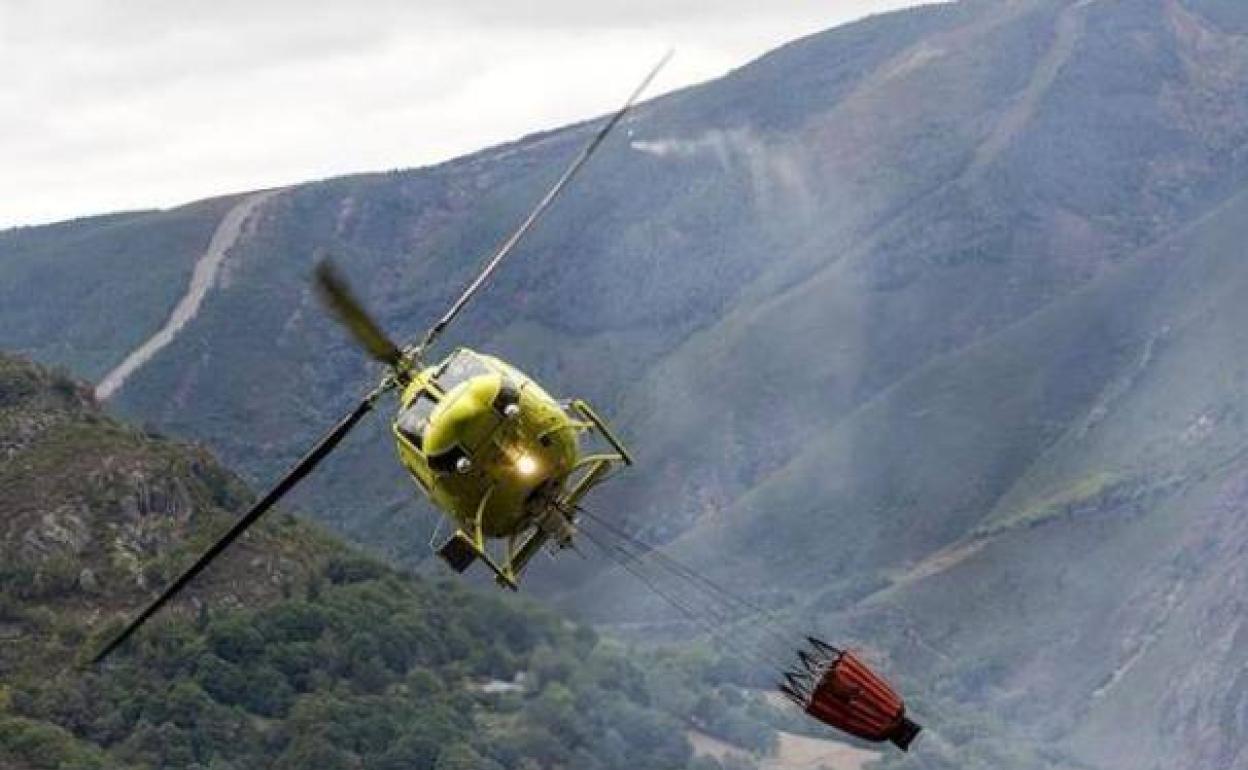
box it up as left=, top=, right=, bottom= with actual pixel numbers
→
left=393, top=347, right=579, bottom=539
left=390, top=347, right=631, bottom=588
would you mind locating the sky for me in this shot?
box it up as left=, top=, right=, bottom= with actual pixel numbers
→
left=0, top=1, right=935, bottom=229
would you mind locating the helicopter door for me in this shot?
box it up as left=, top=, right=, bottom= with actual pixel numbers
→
left=396, top=390, right=438, bottom=451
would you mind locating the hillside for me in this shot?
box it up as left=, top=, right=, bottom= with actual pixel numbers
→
left=0, top=353, right=781, bottom=770
left=5, top=0, right=1248, bottom=768
left=650, top=175, right=1248, bottom=770
left=3, top=0, right=1247, bottom=564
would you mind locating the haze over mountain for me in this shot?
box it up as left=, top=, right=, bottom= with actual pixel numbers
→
left=5, top=0, right=1248, bottom=767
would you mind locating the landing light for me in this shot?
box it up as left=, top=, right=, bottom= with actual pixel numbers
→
left=516, top=454, right=539, bottom=477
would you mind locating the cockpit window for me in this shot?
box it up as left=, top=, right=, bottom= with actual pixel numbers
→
left=436, top=350, right=493, bottom=394
left=397, top=391, right=437, bottom=450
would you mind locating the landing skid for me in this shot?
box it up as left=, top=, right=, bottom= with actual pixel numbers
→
left=436, top=530, right=523, bottom=590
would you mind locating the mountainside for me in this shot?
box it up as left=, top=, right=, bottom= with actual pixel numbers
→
left=5, top=1, right=1248, bottom=768
left=662, top=180, right=1248, bottom=770
left=0, top=353, right=782, bottom=770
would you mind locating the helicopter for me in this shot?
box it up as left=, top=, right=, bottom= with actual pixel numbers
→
left=91, top=53, right=667, bottom=665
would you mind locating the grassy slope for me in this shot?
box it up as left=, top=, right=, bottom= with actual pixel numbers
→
left=0, top=198, right=241, bottom=378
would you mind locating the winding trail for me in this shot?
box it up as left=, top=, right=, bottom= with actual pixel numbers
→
left=966, top=0, right=1099, bottom=179
left=94, top=190, right=279, bottom=401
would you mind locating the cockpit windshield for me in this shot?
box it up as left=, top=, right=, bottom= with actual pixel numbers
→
left=396, top=391, right=437, bottom=450
left=435, top=350, right=493, bottom=394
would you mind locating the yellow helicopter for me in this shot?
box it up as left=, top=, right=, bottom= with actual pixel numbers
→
left=372, top=342, right=632, bottom=589
left=91, top=54, right=669, bottom=664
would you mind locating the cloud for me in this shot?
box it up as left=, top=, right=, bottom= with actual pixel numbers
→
left=0, top=0, right=935, bottom=228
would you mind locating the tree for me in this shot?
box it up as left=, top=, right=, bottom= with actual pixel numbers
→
left=273, top=735, right=351, bottom=770
left=435, top=743, right=503, bottom=770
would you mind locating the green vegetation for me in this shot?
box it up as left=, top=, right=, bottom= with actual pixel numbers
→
left=974, top=471, right=1126, bottom=536
left=9, top=566, right=770, bottom=770
left=0, top=353, right=773, bottom=769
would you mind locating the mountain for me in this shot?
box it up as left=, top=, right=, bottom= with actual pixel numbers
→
left=0, top=352, right=781, bottom=770
left=4, top=0, right=1248, bottom=767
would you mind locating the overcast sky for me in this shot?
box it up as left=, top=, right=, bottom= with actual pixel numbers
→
left=0, top=1, right=934, bottom=229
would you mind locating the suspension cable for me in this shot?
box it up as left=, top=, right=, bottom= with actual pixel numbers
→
left=575, top=514, right=794, bottom=672
left=575, top=525, right=768, bottom=667
left=576, top=507, right=799, bottom=654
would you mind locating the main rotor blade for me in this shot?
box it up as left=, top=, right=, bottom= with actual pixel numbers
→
left=315, top=260, right=404, bottom=367
left=90, top=393, right=381, bottom=665
left=417, top=50, right=673, bottom=353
